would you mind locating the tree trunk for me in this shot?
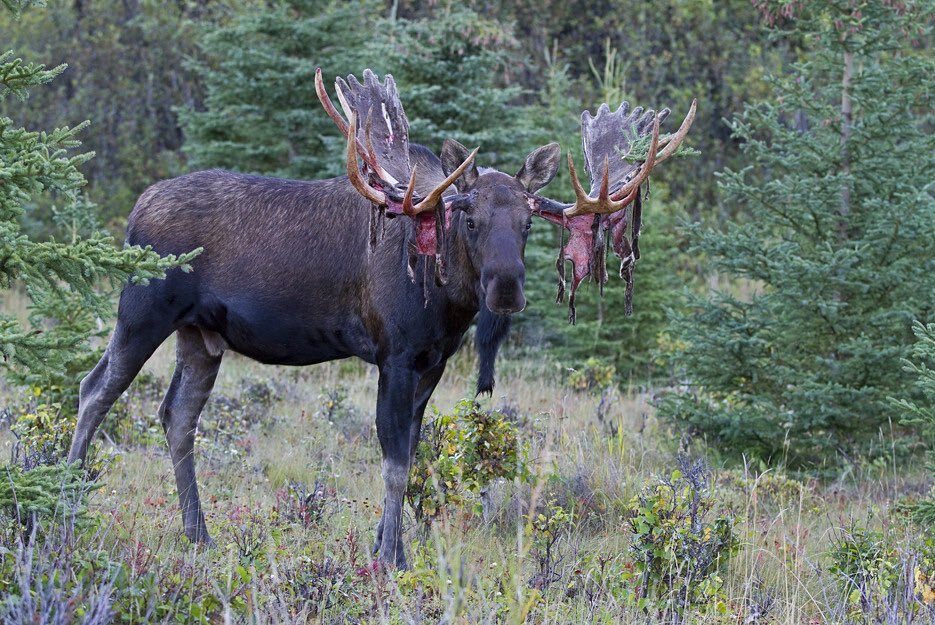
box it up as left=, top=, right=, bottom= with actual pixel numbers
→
left=838, top=50, right=854, bottom=242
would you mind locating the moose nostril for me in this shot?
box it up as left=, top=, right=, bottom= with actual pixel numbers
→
left=484, top=278, right=526, bottom=315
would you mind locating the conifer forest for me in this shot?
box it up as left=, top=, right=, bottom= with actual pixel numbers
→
left=0, top=1, right=933, bottom=622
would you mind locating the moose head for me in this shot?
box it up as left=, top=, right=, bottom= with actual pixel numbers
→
left=315, top=68, right=696, bottom=322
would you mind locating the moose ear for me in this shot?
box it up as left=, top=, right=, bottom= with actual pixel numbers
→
left=516, top=142, right=561, bottom=193
left=441, top=138, right=479, bottom=192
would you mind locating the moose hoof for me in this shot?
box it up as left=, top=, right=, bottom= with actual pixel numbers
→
left=185, top=527, right=215, bottom=548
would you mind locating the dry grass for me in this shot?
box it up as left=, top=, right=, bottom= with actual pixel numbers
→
left=1, top=324, right=933, bottom=623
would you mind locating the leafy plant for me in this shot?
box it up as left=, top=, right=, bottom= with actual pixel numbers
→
left=566, top=357, right=616, bottom=393
left=407, top=409, right=468, bottom=526
left=626, top=456, right=738, bottom=617
left=829, top=525, right=900, bottom=619
left=827, top=525, right=935, bottom=622
left=526, top=499, right=574, bottom=590
left=2, top=405, right=103, bottom=544
left=10, top=403, right=73, bottom=469
left=407, top=400, right=530, bottom=529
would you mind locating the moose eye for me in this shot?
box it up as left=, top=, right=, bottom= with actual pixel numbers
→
left=466, top=218, right=476, bottom=231
left=525, top=220, right=533, bottom=231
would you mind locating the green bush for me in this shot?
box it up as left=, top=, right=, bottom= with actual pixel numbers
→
left=2, top=405, right=103, bottom=545
left=829, top=525, right=900, bottom=619
left=407, top=400, right=530, bottom=529
left=526, top=499, right=574, bottom=590
left=566, top=357, right=616, bottom=393
left=828, top=525, right=935, bottom=621
left=626, top=457, right=738, bottom=617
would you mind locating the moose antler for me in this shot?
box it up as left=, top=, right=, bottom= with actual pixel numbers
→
left=530, top=98, right=696, bottom=323
left=316, top=69, right=477, bottom=220
left=316, top=68, right=478, bottom=286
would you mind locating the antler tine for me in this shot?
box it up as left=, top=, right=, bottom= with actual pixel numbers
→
left=315, top=67, right=349, bottom=136
left=653, top=98, right=697, bottom=165
left=401, top=166, right=418, bottom=216
left=564, top=152, right=627, bottom=217
left=598, top=156, right=610, bottom=204
left=334, top=78, right=355, bottom=128
left=412, top=147, right=479, bottom=214
left=566, top=152, right=591, bottom=207
left=345, top=111, right=386, bottom=206
left=564, top=114, right=662, bottom=218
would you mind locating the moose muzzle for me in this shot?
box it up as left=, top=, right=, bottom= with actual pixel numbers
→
left=483, top=270, right=526, bottom=315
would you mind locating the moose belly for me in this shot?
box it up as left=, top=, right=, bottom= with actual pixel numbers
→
left=197, top=296, right=376, bottom=366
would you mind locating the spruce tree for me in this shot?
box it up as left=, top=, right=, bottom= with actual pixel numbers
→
left=0, top=13, right=196, bottom=406
left=892, top=321, right=935, bottom=522
left=393, top=5, right=530, bottom=169
left=659, top=1, right=935, bottom=469
left=179, top=1, right=530, bottom=178
left=178, top=0, right=398, bottom=179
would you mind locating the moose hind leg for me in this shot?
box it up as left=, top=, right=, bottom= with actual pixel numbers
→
left=68, top=313, right=173, bottom=464
left=159, top=326, right=222, bottom=544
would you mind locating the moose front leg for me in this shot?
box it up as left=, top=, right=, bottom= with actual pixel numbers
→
left=372, top=363, right=446, bottom=560
left=373, top=362, right=419, bottom=569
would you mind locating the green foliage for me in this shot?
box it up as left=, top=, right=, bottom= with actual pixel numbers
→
left=10, top=403, right=72, bottom=467
left=0, top=24, right=198, bottom=405
left=0, top=0, right=249, bottom=226
left=179, top=0, right=394, bottom=180
left=827, top=524, right=935, bottom=620
left=893, top=321, right=935, bottom=463
left=407, top=400, right=529, bottom=527
left=0, top=49, right=65, bottom=99
left=394, top=5, right=529, bottom=168
left=659, top=1, right=935, bottom=469
left=180, top=1, right=527, bottom=177
left=626, top=458, right=738, bottom=616
left=566, top=357, right=616, bottom=392
left=892, top=321, right=935, bottom=525
left=1, top=405, right=103, bottom=545
left=829, top=525, right=900, bottom=619
left=0, top=462, right=91, bottom=528
left=408, top=408, right=465, bottom=523
left=526, top=498, right=574, bottom=589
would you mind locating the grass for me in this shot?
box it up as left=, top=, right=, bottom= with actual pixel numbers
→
left=1, top=334, right=934, bottom=623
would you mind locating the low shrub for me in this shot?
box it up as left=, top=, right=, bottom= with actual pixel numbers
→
left=526, top=498, right=574, bottom=590
left=566, top=357, right=616, bottom=393
left=828, top=524, right=935, bottom=622
left=626, top=456, right=739, bottom=617
left=407, top=400, right=530, bottom=530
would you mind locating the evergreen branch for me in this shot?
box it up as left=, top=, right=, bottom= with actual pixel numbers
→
left=623, top=131, right=700, bottom=162
left=0, top=50, right=65, bottom=100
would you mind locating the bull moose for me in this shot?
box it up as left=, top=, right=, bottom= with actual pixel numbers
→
left=67, top=69, right=694, bottom=568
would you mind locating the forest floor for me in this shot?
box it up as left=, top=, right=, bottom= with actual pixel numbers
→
left=1, top=334, right=934, bottom=624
